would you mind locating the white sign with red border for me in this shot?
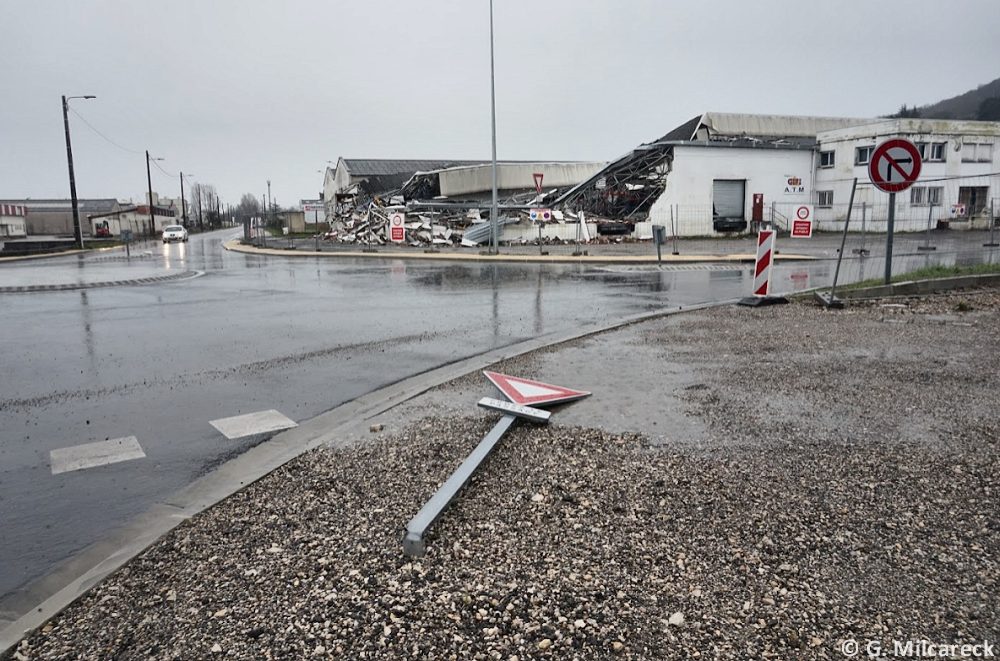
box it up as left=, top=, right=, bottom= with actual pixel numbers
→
left=529, top=209, right=551, bottom=223
left=868, top=139, right=922, bottom=194
left=389, top=211, right=406, bottom=243
left=533, top=173, right=544, bottom=195
left=791, top=204, right=813, bottom=238
left=483, top=371, right=591, bottom=407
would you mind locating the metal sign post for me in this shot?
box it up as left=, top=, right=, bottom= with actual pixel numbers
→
left=402, top=373, right=590, bottom=556
left=868, top=139, right=922, bottom=285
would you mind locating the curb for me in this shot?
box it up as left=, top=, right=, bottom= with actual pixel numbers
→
left=0, top=296, right=737, bottom=655
left=222, top=240, right=815, bottom=264
left=834, top=273, right=1000, bottom=300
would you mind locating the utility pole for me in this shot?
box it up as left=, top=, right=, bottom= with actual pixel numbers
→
left=180, top=172, right=188, bottom=227
left=145, top=150, right=155, bottom=238
left=62, top=94, right=95, bottom=248
left=267, top=180, right=272, bottom=229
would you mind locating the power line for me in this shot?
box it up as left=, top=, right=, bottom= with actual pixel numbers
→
left=151, top=158, right=176, bottom=178
left=68, top=107, right=144, bottom=155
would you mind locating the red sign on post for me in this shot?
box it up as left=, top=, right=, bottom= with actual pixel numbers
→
left=791, top=204, right=813, bottom=238
left=869, top=139, right=922, bottom=193
left=533, top=173, right=544, bottom=195
left=389, top=212, right=406, bottom=243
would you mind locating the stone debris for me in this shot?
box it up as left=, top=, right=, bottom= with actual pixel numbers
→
left=8, top=287, right=1000, bottom=660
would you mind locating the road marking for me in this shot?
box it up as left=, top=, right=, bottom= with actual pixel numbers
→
left=209, top=410, right=298, bottom=440
left=50, top=436, right=146, bottom=475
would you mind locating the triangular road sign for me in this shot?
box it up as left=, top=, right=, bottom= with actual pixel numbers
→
left=483, top=371, right=591, bottom=407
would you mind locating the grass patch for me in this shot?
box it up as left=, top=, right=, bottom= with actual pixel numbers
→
left=831, top=262, right=1000, bottom=292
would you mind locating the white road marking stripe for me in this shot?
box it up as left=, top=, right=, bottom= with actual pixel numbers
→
left=209, top=410, right=297, bottom=440
left=50, top=436, right=146, bottom=475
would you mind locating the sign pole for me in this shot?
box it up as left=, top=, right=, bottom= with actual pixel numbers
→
left=884, top=192, right=896, bottom=285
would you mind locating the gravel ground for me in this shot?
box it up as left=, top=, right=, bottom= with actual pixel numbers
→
left=6, top=287, right=999, bottom=660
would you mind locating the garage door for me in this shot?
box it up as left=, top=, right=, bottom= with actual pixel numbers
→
left=713, top=180, right=746, bottom=219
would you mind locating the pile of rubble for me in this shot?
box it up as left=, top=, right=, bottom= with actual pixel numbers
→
left=317, top=202, right=644, bottom=249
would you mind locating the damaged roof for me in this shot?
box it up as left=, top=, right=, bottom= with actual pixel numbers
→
left=657, top=112, right=876, bottom=142
left=342, top=159, right=485, bottom=177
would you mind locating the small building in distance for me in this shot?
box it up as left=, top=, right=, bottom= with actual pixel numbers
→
left=0, top=199, right=121, bottom=235
left=0, top=204, right=28, bottom=238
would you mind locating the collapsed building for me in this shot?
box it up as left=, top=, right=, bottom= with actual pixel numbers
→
left=318, top=112, right=999, bottom=246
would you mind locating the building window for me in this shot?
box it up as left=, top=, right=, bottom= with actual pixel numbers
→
left=916, top=142, right=946, bottom=162
left=909, top=186, right=943, bottom=206
left=962, top=142, right=993, bottom=163
left=819, top=150, right=835, bottom=168
left=817, top=190, right=833, bottom=207
left=855, top=146, right=875, bottom=165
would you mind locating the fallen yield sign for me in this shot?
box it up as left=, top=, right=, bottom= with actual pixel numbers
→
left=401, top=373, right=590, bottom=556
left=483, top=371, right=591, bottom=406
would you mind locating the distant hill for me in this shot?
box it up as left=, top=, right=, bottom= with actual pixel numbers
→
left=886, top=76, right=1000, bottom=121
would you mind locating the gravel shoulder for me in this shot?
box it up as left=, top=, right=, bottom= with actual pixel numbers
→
left=6, top=288, right=999, bottom=660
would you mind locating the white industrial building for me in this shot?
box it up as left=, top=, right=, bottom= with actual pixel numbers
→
left=812, top=118, right=999, bottom=231
left=556, top=112, right=999, bottom=237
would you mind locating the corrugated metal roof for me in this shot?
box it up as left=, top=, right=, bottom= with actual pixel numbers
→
left=0, top=199, right=120, bottom=213
left=342, top=159, right=485, bottom=176
left=656, top=112, right=876, bottom=143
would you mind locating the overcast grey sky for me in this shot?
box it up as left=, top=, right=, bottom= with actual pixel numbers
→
left=1, top=0, right=997, bottom=208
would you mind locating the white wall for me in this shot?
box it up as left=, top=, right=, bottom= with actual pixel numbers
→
left=439, top=162, right=607, bottom=197
left=0, top=215, right=27, bottom=237
left=814, top=119, right=1000, bottom=230
left=648, top=146, right=814, bottom=236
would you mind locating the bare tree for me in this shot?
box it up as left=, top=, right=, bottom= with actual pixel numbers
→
left=189, top=183, right=218, bottom=230
left=235, top=193, right=261, bottom=226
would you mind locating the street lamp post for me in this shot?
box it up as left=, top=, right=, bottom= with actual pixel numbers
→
left=145, top=152, right=164, bottom=238
left=488, top=0, right=499, bottom=255
left=62, top=94, right=96, bottom=249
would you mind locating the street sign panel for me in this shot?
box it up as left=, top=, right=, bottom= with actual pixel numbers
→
left=869, top=139, right=922, bottom=193
left=477, top=397, right=550, bottom=423
left=389, top=211, right=406, bottom=243
left=791, top=204, right=813, bottom=238
left=533, top=173, right=544, bottom=195
left=529, top=209, right=551, bottom=223
left=483, top=371, right=591, bottom=407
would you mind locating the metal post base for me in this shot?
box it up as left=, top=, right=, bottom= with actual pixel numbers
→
left=738, top=296, right=788, bottom=307
left=985, top=243, right=999, bottom=248
left=852, top=248, right=870, bottom=255
left=917, top=246, right=936, bottom=251
left=813, top=291, right=844, bottom=309
left=402, top=531, right=426, bottom=557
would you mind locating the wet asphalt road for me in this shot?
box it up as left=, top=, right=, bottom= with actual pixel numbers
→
left=0, top=229, right=994, bottom=613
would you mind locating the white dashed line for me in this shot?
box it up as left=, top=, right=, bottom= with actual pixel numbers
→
left=50, top=436, right=146, bottom=475
left=208, top=410, right=298, bottom=440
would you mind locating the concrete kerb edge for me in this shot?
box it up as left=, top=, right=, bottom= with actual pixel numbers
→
left=0, top=296, right=739, bottom=655
left=831, top=273, right=1000, bottom=300
left=222, top=240, right=815, bottom=264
